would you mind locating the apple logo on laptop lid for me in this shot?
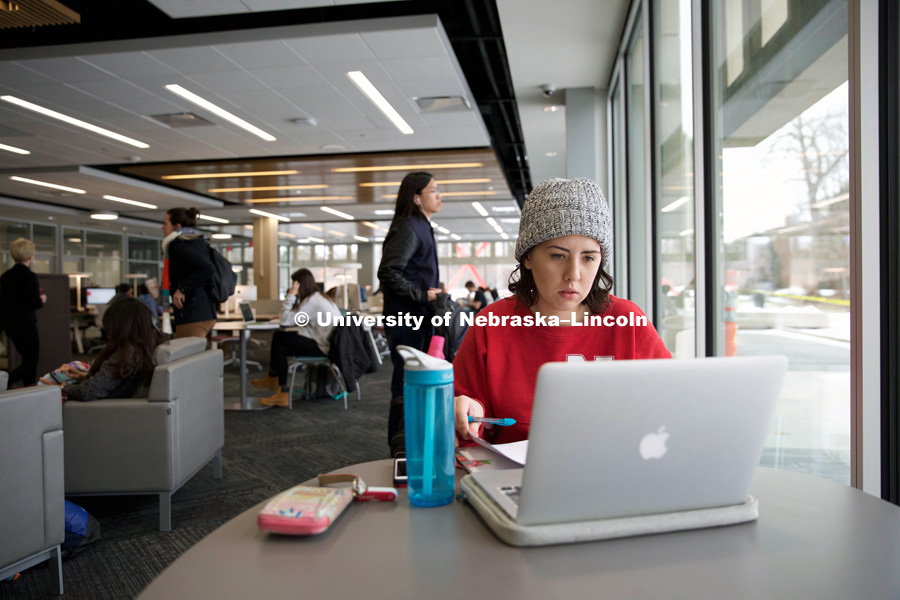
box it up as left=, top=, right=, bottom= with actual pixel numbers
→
left=639, top=426, right=670, bottom=460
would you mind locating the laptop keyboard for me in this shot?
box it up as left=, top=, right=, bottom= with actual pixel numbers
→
left=500, top=485, right=521, bottom=505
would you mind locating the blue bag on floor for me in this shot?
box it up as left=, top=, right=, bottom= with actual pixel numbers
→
left=63, top=500, right=101, bottom=558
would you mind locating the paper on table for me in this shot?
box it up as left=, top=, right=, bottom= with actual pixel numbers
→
left=470, top=435, right=529, bottom=465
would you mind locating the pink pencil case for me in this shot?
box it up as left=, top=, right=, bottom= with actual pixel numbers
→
left=257, top=485, right=354, bottom=535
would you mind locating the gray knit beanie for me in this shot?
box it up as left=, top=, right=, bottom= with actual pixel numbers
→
left=514, top=178, right=612, bottom=268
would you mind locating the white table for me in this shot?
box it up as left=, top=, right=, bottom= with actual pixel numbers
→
left=211, top=321, right=279, bottom=411
left=138, top=463, right=900, bottom=599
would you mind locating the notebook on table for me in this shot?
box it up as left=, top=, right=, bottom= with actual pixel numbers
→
left=470, top=355, right=788, bottom=527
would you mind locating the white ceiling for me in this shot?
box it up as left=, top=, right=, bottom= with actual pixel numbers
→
left=0, top=1, right=630, bottom=241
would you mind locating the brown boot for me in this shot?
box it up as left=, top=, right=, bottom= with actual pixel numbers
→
left=260, top=390, right=290, bottom=407
left=252, top=374, right=279, bottom=390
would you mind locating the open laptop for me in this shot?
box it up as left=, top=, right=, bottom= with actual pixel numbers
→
left=238, top=301, right=265, bottom=326
left=471, top=355, right=788, bottom=526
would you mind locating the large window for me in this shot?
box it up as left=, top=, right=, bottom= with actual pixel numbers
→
left=710, top=0, right=850, bottom=483
left=653, top=0, right=695, bottom=357
left=626, top=12, right=649, bottom=311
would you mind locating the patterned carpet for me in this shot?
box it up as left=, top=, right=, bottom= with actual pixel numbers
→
left=1, top=350, right=393, bottom=600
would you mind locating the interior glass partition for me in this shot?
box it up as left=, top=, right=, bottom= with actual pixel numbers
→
left=626, top=12, right=648, bottom=310
left=709, top=0, right=851, bottom=483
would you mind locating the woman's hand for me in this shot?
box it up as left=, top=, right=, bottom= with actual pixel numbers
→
left=289, top=281, right=300, bottom=296
left=173, top=289, right=185, bottom=309
left=454, top=394, right=485, bottom=441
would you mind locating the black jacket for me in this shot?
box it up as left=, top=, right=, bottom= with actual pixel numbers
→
left=0, top=263, right=42, bottom=328
left=328, top=323, right=378, bottom=391
left=377, top=216, right=439, bottom=320
left=168, top=234, right=217, bottom=324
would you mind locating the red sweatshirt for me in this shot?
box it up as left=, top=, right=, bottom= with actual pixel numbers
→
left=453, top=295, right=671, bottom=444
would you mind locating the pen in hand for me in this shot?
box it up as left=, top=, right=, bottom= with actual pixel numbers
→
left=468, top=416, right=516, bottom=426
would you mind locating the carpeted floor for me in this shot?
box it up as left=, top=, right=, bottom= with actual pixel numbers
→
left=1, top=348, right=393, bottom=600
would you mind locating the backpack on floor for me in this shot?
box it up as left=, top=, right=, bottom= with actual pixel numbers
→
left=304, top=363, right=344, bottom=401
left=62, top=500, right=101, bottom=559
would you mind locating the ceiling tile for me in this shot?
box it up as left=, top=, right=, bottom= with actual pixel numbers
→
left=146, top=47, right=241, bottom=74
left=251, top=65, right=331, bottom=89
left=214, top=40, right=308, bottom=70
left=284, top=34, right=375, bottom=64
left=381, top=56, right=457, bottom=81
left=0, top=63, right=54, bottom=86
left=80, top=52, right=179, bottom=79
left=13, top=57, right=116, bottom=83
left=360, top=27, right=446, bottom=60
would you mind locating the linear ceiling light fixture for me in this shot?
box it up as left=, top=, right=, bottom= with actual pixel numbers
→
left=471, top=201, right=489, bottom=216
left=328, top=230, right=347, bottom=237
left=165, top=84, right=276, bottom=142
left=162, top=170, right=298, bottom=180
left=450, top=234, right=461, bottom=240
left=321, top=206, right=354, bottom=220
left=359, top=178, right=491, bottom=188
left=1, top=95, right=149, bottom=149
left=381, top=190, right=497, bottom=199
left=661, top=196, right=690, bottom=213
left=308, top=236, right=324, bottom=243
left=102, top=194, right=157, bottom=209
left=211, top=233, right=232, bottom=240
left=354, top=235, right=370, bottom=242
left=249, top=208, right=290, bottom=222
left=198, top=214, right=230, bottom=224
left=208, top=184, right=327, bottom=193
left=0, top=142, right=30, bottom=155
left=346, top=71, right=413, bottom=135
left=11, top=176, right=85, bottom=194
left=246, top=196, right=354, bottom=204
left=334, top=162, right=482, bottom=173
left=90, top=211, right=118, bottom=220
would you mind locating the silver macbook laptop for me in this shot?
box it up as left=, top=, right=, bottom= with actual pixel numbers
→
left=238, top=301, right=259, bottom=324
left=471, top=356, right=788, bottom=526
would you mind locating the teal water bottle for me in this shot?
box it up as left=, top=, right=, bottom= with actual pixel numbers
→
left=397, top=345, right=455, bottom=507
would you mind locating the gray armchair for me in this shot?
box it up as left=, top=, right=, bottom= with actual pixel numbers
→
left=0, top=386, right=65, bottom=595
left=63, top=337, right=224, bottom=531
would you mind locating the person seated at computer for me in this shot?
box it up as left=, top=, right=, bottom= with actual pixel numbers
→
left=60, top=298, right=166, bottom=402
left=460, top=281, right=487, bottom=312
left=137, top=283, right=163, bottom=329
left=252, top=268, right=343, bottom=407
left=109, top=283, right=134, bottom=305
left=453, top=178, right=671, bottom=445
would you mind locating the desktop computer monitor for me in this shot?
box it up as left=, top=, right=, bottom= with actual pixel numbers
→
left=85, top=287, right=116, bottom=306
left=224, top=284, right=257, bottom=313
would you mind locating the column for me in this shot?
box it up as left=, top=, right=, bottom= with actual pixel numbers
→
left=252, top=216, right=279, bottom=300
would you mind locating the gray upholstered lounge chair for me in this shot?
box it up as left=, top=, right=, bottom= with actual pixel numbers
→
left=0, top=385, right=65, bottom=594
left=63, top=337, right=224, bottom=531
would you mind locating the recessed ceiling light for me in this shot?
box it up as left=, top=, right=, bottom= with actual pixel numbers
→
left=493, top=206, right=518, bottom=213
left=208, top=184, right=327, bottom=193
left=321, top=206, right=354, bottom=220
left=500, top=233, right=509, bottom=240
left=381, top=190, right=497, bottom=199
left=1, top=95, right=150, bottom=149
left=361, top=221, right=384, bottom=230
left=353, top=235, right=370, bottom=242
left=67, top=237, right=82, bottom=243
left=333, top=163, right=483, bottom=173
left=450, top=234, right=461, bottom=240
left=545, top=151, right=558, bottom=157
left=486, top=217, right=499, bottom=227
left=198, top=214, right=230, bottom=224
left=471, top=202, right=489, bottom=216
left=277, top=231, right=297, bottom=238
left=162, top=170, right=299, bottom=180
left=249, top=208, right=290, bottom=222
left=211, top=233, right=232, bottom=240
left=542, top=105, right=561, bottom=112
left=102, top=195, right=157, bottom=209
left=308, top=236, right=324, bottom=243
left=359, top=178, right=491, bottom=188
left=11, top=176, right=85, bottom=194
left=0, top=142, right=30, bottom=155
left=165, top=84, right=276, bottom=142
left=373, top=209, right=395, bottom=215
left=90, top=211, right=118, bottom=221
left=246, top=196, right=354, bottom=204
left=303, top=224, right=324, bottom=231
left=346, top=71, right=414, bottom=135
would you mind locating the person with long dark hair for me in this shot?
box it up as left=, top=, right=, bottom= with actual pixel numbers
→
left=161, top=207, right=216, bottom=339
left=60, top=298, right=166, bottom=402
left=0, top=238, right=47, bottom=387
left=252, top=268, right=342, bottom=407
left=452, top=178, right=671, bottom=445
left=377, top=172, right=442, bottom=445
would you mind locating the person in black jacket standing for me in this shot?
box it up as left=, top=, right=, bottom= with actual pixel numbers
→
left=0, top=238, right=47, bottom=387
left=161, top=208, right=217, bottom=339
left=377, top=172, right=442, bottom=452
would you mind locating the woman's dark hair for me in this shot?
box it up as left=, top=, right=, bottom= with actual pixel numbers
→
left=388, top=171, right=434, bottom=232
left=291, top=268, right=323, bottom=306
left=89, top=298, right=162, bottom=385
left=508, top=251, right=614, bottom=315
left=166, top=207, right=201, bottom=228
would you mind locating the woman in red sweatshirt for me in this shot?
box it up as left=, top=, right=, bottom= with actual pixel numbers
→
left=453, top=178, right=671, bottom=445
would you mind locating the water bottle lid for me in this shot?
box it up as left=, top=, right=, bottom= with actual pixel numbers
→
left=397, top=345, right=452, bottom=372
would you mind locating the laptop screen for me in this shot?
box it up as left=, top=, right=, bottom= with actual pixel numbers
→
left=238, top=301, right=254, bottom=323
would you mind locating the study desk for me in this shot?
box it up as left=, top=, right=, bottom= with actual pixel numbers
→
left=210, top=321, right=279, bottom=411
left=138, top=462, right=900, bottom=599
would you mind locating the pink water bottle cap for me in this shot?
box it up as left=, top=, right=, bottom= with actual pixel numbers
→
left=427, top=335, right=445, bottom=360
